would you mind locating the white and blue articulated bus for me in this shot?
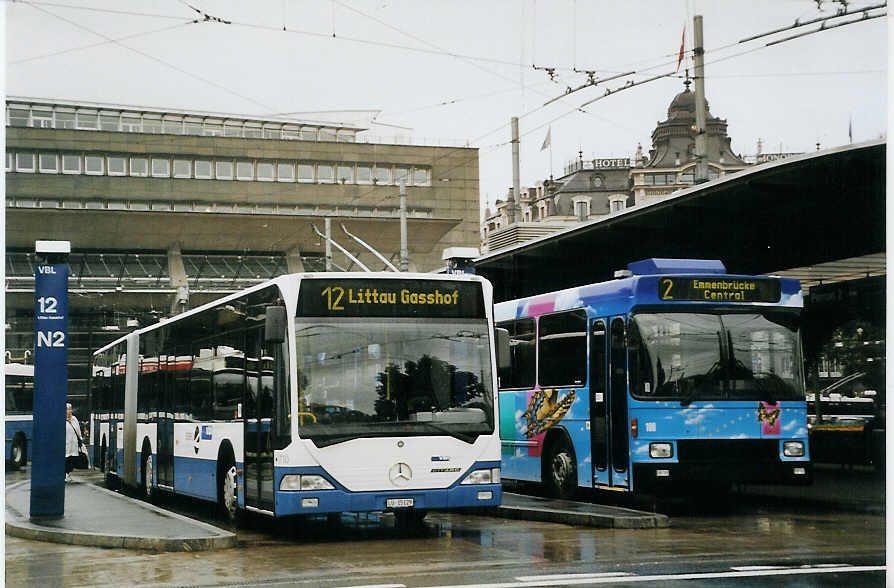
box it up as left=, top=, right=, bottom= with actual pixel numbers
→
left=91, top=272, right=504, bottom=524
left=5, top=362, right=35, bottom=470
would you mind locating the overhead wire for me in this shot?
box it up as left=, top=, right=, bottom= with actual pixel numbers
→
left=8, top=21, right=197, bottom=65
left=19, top=0, right=277, bottom=113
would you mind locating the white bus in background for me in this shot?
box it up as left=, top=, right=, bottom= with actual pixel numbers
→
left=91, top=272, right=506, bottom=526
left=5, top=362, right=34, bottom=470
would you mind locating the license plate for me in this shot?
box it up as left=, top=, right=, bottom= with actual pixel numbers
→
left=386, top=498, right=414, bottom=508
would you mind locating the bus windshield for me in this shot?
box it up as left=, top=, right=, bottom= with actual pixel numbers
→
left=294, top=317, right=495, bottom=446
left=629, top=311, right=804, bottom=403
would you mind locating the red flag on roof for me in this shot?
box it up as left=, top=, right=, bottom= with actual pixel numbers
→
left=676, top=25, right=685, bottom=72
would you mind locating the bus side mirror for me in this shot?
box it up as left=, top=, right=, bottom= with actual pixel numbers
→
left=265, top=306, right=287, bottom=344
left=495, top=327, right=511, bottom=370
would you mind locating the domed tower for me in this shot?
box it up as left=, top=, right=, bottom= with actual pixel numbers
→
left=645, top=77, right=746, bottom=169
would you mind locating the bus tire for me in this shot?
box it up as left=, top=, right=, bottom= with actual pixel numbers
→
left=217, top=450, right=240, bottom=526
left=544, top=437, right=577, bottom=500
left=104, top=447, right=119, bottom=489
left=140, top=441, right=154, bottom=502
left=10, top=434, right=27, bottom=470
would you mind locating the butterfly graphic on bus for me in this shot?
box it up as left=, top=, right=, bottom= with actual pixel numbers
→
left=757, top=401, right=782, bottom=435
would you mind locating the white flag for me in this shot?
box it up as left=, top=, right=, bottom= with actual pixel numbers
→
left=540, top=126, right=551, bottom=151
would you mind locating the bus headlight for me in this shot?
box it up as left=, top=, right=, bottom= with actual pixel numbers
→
left=279, top=474, right=335, bottom=491
left=649, top=442, right=673, bottom=459
left=783, top=441, right=805, bottom=457
left=461, top=467, right=501, bottom=485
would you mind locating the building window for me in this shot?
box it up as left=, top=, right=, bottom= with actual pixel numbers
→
left=99, top=113, right=120, bottom=131
left=32, top=108, right=54, bottom=128
left=298, top=163, right=315, bottom=182
left=8, top=107, right=30, bottom=127
left=62, top=154, right=81, bottom=174
left=680, top=170, right=695, bottom=185
left=76, top=112, right=99, bottom=130
left=39, top=153, right=58, bottom=173
left=129, top=157, right=148, bottom=177
left=151, top=202, right=172, bottom=211
left=356, top=164, right=372, bottom=184
left=173, top=159, right=191, bottom=178
left=195, top=160, right=212, bottom=179
left=395, top=167, right=409, bottom=186
left=142, top=116, right=162, bottom=134
left=300, top=127, right=317, bottom=141
left=317, top=164, right=334, bottom=183
left=257, top=162, right=274, bottom=181
left=282, top=126, right=299, bottom=140
left=108, top=156, right=126, bottom=176
left=236, top=161, right=254, bottom=181
left=121, top=114, right=141, bottom=132
left=106, top=156, right=127, bottom=176
left=337, top=164, right=354, bottom=183
left=15, top=153, right=35, bottom=172
left=162, top=116, right=183, bottom=135
left=203, top=120, right=223, bottom=136
left=336, top=130, right=355, bottom=143
left=263, top=125, right=281, bottom=139
left=151, top=158, right=171, bottom=178
left=375, top=165, right=392, bottom=185
left=107, top=201, right=127, bottom=210
left=412, top=167, right=431, bottom=186
left=609, top=195, right=627, bottom=213
left=277, top=162, right=295, bottom=182
left=244, top=123, right=262, bottom=138
left=319, top=128, right=337, bottom=142
left=85, top=155, right=104, bottom=175
left=6, top=152, right=13, bottom=171
left=215, top=161, right=234, bottom=180
left=56, top=111, right=76, bottom=129
left=184, top=118, right=203, bottom=135
left=224, top=122, right=243, bottom=137
left=129, top=201, right=150, bottom=211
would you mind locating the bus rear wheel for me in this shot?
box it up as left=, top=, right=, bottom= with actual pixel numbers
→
left=10, top=435, right=26, bottom=470
left=545, top=440, right=577, bottom=500
left=141, top=451, right=154, bottom=502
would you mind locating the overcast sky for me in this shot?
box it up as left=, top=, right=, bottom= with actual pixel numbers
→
left=5, top=1, right=888, bottom=215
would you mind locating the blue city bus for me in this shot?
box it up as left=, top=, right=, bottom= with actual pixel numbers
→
left=496, top=258, right=811, bottom=497
left=5, top=363, right=34, bottom=470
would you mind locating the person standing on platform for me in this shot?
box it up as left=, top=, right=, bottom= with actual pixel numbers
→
left=64, top=403, right=81, bottom=483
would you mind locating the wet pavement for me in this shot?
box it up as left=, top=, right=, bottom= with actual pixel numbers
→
left=5, top=472, right=235, bottom=551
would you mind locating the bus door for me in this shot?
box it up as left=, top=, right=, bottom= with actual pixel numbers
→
left=156, top=355, right=175, bottom=489
left=591, top=317, right=629, bottom=489
left=590, top=319, right=610, bottom=486
left=243, top=327, right=275, bottom=512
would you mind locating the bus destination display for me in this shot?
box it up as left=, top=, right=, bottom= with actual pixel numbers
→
left=659, top=277, right=781, bottom=302
left=298, top=279, right=485, bottom=318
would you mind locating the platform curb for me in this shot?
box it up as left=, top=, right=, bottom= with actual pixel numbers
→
left=5, top=480, right=237, bottom=551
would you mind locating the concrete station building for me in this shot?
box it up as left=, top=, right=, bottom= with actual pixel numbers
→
left=5, top=97, right=481, bottom=415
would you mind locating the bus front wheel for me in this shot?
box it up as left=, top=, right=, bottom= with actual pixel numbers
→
left=217, top=453, right=240, bottom=526
left=544, top=439, right=577, bottom=500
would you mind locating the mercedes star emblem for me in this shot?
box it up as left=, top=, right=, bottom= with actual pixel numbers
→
left=389, top=462, right=412, bottom=486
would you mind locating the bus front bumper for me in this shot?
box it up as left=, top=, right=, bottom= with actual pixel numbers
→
left=274, top=483, right=502, bottom=516
left=633, top=461, right=813, bottom=492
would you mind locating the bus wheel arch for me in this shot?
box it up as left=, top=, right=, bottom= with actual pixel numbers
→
left=542, top=428, right=577, bottom=499
left=216, top=441, right=239, bottom=525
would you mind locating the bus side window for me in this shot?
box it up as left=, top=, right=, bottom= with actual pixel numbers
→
left=497, top=318, right=535, bottom=389
left=539, top=310, right=587, bottom=388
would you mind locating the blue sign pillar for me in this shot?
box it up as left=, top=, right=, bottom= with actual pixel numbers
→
left=30, top=240, right=70, bottom=519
